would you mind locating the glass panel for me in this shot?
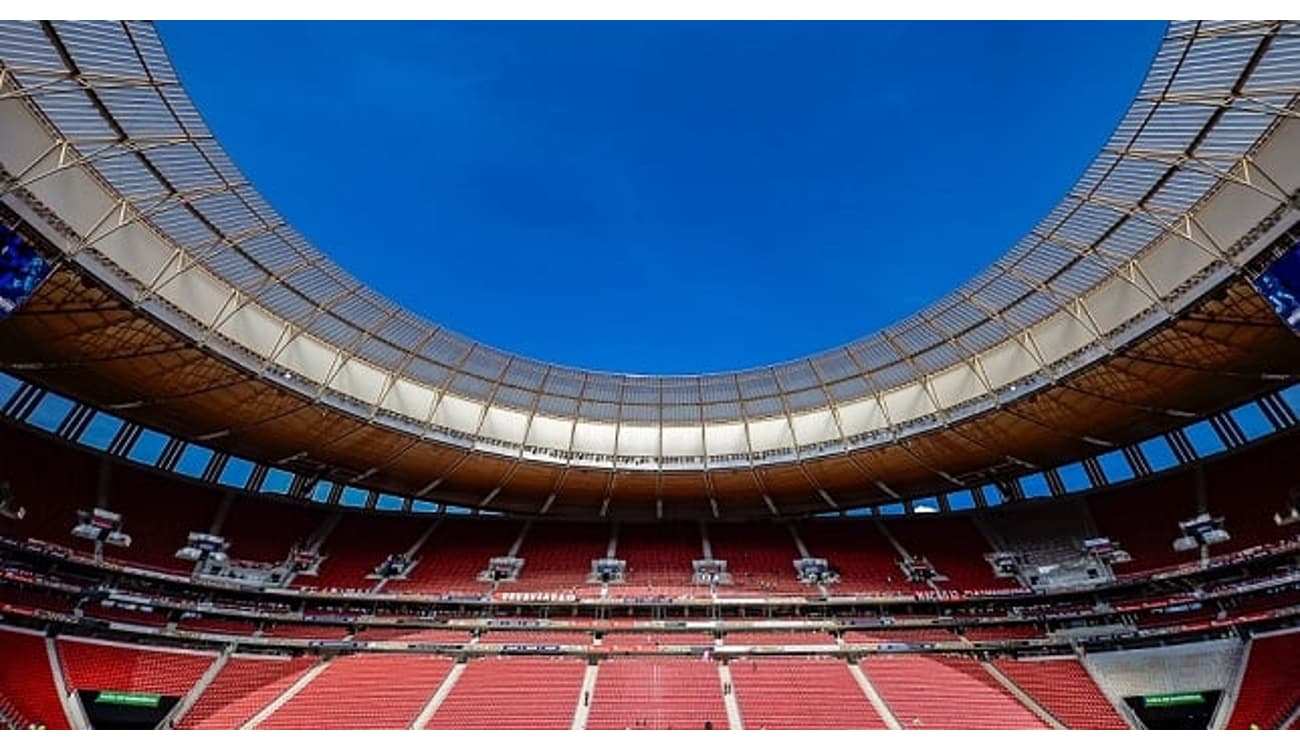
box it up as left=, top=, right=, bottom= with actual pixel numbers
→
left=1020, top=473, right=1051, bottom=499
left=1057, top=463, right=1092, bottom=493
left=1098, top=450, right=1135, bottom=483
left=127, top=429, right=167, bottom=465
left=261, top=468, right=293, bottom=494
left=26, top=393, right=73, bottom=433
left=218, top=458, right=254, bottom=488
left=174, top=445, right=213, bottom=478
left=79, top=412, right=124, bottom=451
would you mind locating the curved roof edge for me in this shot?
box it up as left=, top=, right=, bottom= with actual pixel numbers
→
left=0, top=21, right=1299, bottom=469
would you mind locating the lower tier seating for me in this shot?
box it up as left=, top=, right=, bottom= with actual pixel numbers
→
left=730, top=657, right=887, bottom=729
left=860, top=655, right=1047, bottom=729
left=177, top=654, right=316, bottom=729
left=585, top=658, right=729, bottom=730
left=427, top=657, right=585, bottom=729
left=994, top=657, right=1128, bottom=729
left=58, top=637, right=216, bottom=697
left=257, top=654, right=453, bottom=729
left=1227, top=630, right=1300, bottom=729
left=0, top=626, right=69, bottom=729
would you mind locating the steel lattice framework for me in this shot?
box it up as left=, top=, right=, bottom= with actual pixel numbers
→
left=1, top=20, right=1300, bottom=518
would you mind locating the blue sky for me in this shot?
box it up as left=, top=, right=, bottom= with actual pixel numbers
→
left=158, top=21, right=1165, bottom=375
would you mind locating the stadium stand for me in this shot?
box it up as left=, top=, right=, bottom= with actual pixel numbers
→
left=177, top=654, right=316, bottom=729
left=730, top=657, right=888, bottom=729
left=218, top=497, right=326, bottom=566
left=57, top=637, right=215, bottom=696
left=585, top=658, right=729, bottom=730
left=256, top=654, right=454, bottom=729
left=102, top=470, right=222, bottom=575
left=708, top=522, right=807, bottom=593
left=0, top=430, right=98, bottom=548
left=884, top=516, right=1012, bottom=592
left=723, top=630, right=837, bottom=646
left=306, top=512, right=429, bottom=590
left=994, top=657, right=1128, bottom=729
left=1227, top=630, right=1300, bottom=729
left=478, top=629, right=592, bottom=646
left=617, top=522, right=705, bottom=590
left=843, top=628, right=961, bottom=644
left=0, top=627, right=70, bottom=729
left=601, top=631, right=715, bottom=648
left=353, top=628, right=473, bottom=644
left=501, top=522, right=609, bottom=592
left=859, top=656, right=1048, bottom=729
left=384, top=519, right=520, bottom=595
left=427, top=657, right=585, bottom=729
left=795, top=519, right=913, bottom=594
left=1088, top=473, right=1201, bottom=574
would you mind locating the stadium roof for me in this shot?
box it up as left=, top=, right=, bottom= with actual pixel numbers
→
left=1, top=20, right=1300, bottom=517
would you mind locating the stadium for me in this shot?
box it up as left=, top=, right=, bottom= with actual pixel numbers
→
left=0, top=18, right=1299, bottom=731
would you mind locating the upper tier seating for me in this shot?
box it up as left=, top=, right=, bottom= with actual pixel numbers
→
left=256, top=654, right=453, bottom=729
left=1227, top=630, right=1300, bottom=729
left=981, top=500, right=1106, bottom=590
left=385, top=519, right=520, bottom=595
left=58, top=637, right=215, bottom=696
left=883, top=516, right=1013, bottom=592
left=1088, top=472, right=1201, bottom=574
left=219, top=497, right=326, bottom=565
left=994, top=657, right=1128, bottom=729
left=101, top=470, right=222, bottom=574
left=586, top=657, right=729, bottom=730
left=500, top=522, right=609, bottom=592
left=708, top=522, right=807, bottom=593
left=0, top=427, right=98, bottom=549
left=0, top=626, right=70, bottom=729
left=427, top=657, right=585, bottom=729
left=177, top=654, right=316, bottom=729
left=306, top=513, right=430, bottom=590
left=0, top=584, right=75, bottom=615
left=794, top=520, right=917, bottom=594
left=1205, top=435, right=1300, bottom=556
left=617, top=522, right=704, bottom=589
left=860, top=655, right=1047, bottom=729
left=730, top=657, right=887, bottom=729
